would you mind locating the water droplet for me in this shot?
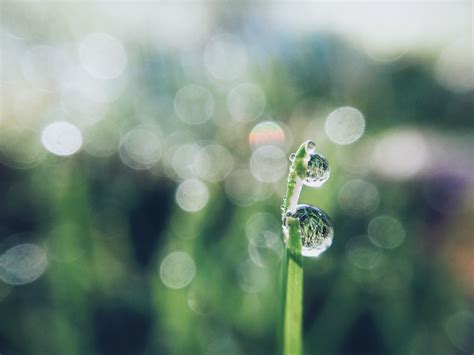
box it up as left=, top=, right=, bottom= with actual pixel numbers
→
left=289, top=153, right=296, bottom=162
left=306, top=140, right=316, bottom=153
left=304, top=152, right=330, bottom=187
left=287, top=204, right=333, bottom=258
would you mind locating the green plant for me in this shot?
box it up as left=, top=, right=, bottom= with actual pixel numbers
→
left=280, top=141, right=334, bottom=355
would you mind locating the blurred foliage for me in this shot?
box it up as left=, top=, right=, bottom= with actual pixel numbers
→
left=0, top=2, right=473, bottom=355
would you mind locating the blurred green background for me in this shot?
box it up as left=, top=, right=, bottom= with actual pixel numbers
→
left=0, top=2, right=473, bottom=355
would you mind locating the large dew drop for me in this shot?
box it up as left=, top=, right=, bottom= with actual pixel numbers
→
left=304, top=152, right=330, bottom=187
left=288, top=204, right=333, bottom=257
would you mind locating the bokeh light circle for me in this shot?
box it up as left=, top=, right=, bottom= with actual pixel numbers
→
left=41, top=121, right=83, bottom=156
left=372, top=129, right=428, bottom=180
left=225, top=169, right=271, bottom=206
left=0, top=244, right=48, bottom=285
left=346, top=236, right=383, bottom=270
left=325, top=107, right=365, bottom=145
left=238, top=259, right=268, bottom=293
left=174, top=84, right=214, bottom=125
left=195, top=144, right=234, bottom=182
left=175, top=179, right=209, bottom=212
left=160, top=251, right=196, bottom=289
left=227, top=83, right=266, bottom=122
left=250, top=146, right=287, bottom=183
left=368, top=215, right=405, bottom=249
left=248, top=121, right=285, bottom=149
left=338, top=179, right=379, bottom=216
left=78, top=32, right=127, bottom=80
left=119, top=126, right=162, bottom=170
left=204, top=33, right=247, bottom=81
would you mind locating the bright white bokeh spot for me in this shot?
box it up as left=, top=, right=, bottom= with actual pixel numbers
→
left=41, top=121, right=83, bottom=156
left=325, top=107, right=365, bottom=145
left=78, top=32, right=127, bottom=80
left=250, top=146, right=287, bottom=183
left=204, top=33, right=248, bottom=81
left=160, top=251, right=195, bottom=289
left=195, top=144, right=234, bottom=182
left=176, top=179, right=209, bottom=212
left=119, top=126, right=162, bottom=170
left=346, top=236, right=383, bottom=270
left=338, top=179, right=379, bottom=216
left=372, top=129, right=428, bottom=180
left=435, top=37, right=474, bottom=93
left=368, top=215, right=405, bottom=249
left=174, top=84, right=214, bottom=125
left=248, top=121, right=285, bottom=149
left=227, top=83, right=266, bottom=122
left=0, top=244, right=47, bottom=285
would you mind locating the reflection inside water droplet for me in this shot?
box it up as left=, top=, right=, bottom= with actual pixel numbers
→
left=286, top=204, right=333, bottom=258
left=304, top=152, right=330, bottom=187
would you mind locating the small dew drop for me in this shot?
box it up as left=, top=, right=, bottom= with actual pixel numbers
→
left=304, top=152, right=330, bottom=187
left=306, top=140, right=316, bottom=153
left=287, top=204, right=333, bottom=258
left=288, top=153, right=296, bottom=162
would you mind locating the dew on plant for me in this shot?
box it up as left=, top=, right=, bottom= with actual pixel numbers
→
left=325, top=106, right=365, bottom=145
left=41, top=121, right=83, bottom=156
left=160, top=251, right=195, bottom=289
left=0, top=244, right=48, bottom=285
left=288, top=153, right=296, bottom=162
left=175, top=179, right=209, bottom=213
left=248, top=121, right=285, bottom=149
left=174, top=84, right=215, bottom=125
left=303, top=151, right=330, bottom=187
left=368, top=215, right=405, bottom=249
left=286, top=204, right=334, bottom=258
left=227, top=83, right=266, bottom=122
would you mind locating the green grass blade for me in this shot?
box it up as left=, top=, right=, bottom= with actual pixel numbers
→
left=281, top=217, right=303, bottom=355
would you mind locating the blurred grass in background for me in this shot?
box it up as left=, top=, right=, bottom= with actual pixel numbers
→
left=0, top=1, right=473, bottom=355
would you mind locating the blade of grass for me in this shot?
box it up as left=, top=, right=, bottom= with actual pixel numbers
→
left=282, top=217, right=303, bottom=355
